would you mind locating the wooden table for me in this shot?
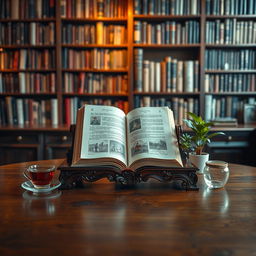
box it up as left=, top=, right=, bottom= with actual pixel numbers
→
left=0, top=159, right=256, bottom=256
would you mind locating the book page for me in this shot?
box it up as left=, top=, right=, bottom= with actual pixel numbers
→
left=80, top=105, right=127, bottom=165
left=127, top=107, right=179, bottom=166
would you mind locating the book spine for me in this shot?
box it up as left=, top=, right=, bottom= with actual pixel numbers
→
left=155, top=62, right=161, bottom=92
left=134, top=48, right=143, bottom=92
left=143, top=60, right=149, bottom=92
left=51, top=98, right=58, bottom=126
left=205, top=95, right=213, bottom=121
left=184, top=61, right=194, bottom=92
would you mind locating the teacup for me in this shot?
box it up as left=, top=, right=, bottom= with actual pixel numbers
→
left=24, top=165, right=55, bottom=189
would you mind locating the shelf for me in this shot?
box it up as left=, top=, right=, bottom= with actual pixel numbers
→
left=206, top=15, right=256, bottom=20
left=205, top=92, right=256, bottom=96
left=0, top=18, right=56, bottom=22
left=205, top=70, right=256, bottom=74
left=63, top=93, right=128, bottom=97
left=205, top=44, right=256, bottom=48
left=0, top=45, right=55, bottom=49
left=62, top=44, right=128, bottom=48
left=0, top=125, right=70, bottom=131
left=133, top=15, right=201, bottom=20
left=0, top=69, right=56, bottom=73
left=133, top=44, right=200, bottom=48
left=134, top=92, right=200, bottom=96
left=62, top=69, right=128, bottom=73
left=61, top=17, right=127, bottom=23
left=0, top=93, right=57, bottom=97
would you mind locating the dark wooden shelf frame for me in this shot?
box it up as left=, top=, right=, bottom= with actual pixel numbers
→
left=0, top=69, right=56, bottom=73
left=205, top=92, right=256, bottom=96
left=205, top=44, right=256, bottom=48
left=61, top=17, right=128, bottom=23
left=206, top=15, right=256, bottom=19
left=0, top=92, right=57, bottom=97
left=62, top=93, right=128, bottom=97
left=134, top=92, right=200, bottom=96
left=0, top=45, right=56, bottom=49
left=62, top=44, right=128, bottom=48
left=133, top=14, right=201, bottom=20
left=0, top=18, right=56, bottom=22
left=133, top=44, right=201, bottom=48
left=205, top=70, right=256, bottom=73
left=62, top=68, right=129, bottom=73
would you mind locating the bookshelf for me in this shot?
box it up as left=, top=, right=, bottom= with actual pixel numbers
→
left=0, top=0, right=256, bottom=165
left=0, top=0, right=58, bottom=126
left=59, top=0, right=130, bottom=125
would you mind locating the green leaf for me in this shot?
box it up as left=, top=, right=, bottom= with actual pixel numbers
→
left=207, top=132, right=225, bottom=139
left=187, top=112, right=202, bottom=122
left=181, top=112, right=226, bottom=155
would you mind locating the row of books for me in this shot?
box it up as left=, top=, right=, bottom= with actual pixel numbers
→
left=205, top=95, right=256, bottom=122
left=206, top=0, right=256, bottom=15
left=0, top=73, right=56, bottom=93
left=62, top=23, right=127, bottom=45
left=60, top=0, right=127, bottom=18
left=134, top=49, right=199, bottom=93
left=205, top=74, right=256, bottom=93
left=63, top=73, right=128, bottom=94
left=62, top=49, right=127, bottom=69
left=0, top=0, right=55, bottom=19
left=64, top=97, right=129, bottom=125
left=134, top=0, right=200, bottom=15
left=205, top=49, right=256, bottom=70
left=134, top=96, right=199, bottom=125
left=0, top=49, right=55, bottom=69
left=205, top=19, right=256, bottom=45
left=0, top=97, right=58, bottom=126
left=0, top=22, right=55, bottom=45
left=134, top=20, right=199, bottom=44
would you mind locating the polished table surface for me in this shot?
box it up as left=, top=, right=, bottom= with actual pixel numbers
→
left=0, top=159, right=256, bottom=256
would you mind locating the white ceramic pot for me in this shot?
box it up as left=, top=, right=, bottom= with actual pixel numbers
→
left=189, top=152, right=209, bottom=174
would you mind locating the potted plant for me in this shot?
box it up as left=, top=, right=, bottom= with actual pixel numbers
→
left=179, top=112, right=225, bottom=173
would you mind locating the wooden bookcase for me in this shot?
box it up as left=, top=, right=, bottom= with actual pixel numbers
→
left=0, top=0, right=256, bottom=165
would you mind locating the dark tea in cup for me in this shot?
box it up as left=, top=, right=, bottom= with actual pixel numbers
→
left=24, top=165, right=55, bottom=189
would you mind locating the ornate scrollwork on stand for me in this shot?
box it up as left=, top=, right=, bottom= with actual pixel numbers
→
left=135, top=167, right=199, bottom=191
left=59, top=168, right=120, bottom=189
left=58, top=164, right=199, bottom=191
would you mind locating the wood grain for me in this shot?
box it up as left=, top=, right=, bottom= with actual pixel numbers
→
left=0, top=159, right=256, bottom=256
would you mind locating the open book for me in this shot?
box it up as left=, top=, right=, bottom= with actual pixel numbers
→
left=72, top=105, right=183, bottom=171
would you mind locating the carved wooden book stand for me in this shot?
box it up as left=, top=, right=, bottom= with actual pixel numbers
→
left=58, top=125, right=199, bottom=191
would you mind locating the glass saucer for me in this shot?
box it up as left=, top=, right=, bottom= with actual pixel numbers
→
left=21, top=180, right=61, bottom=193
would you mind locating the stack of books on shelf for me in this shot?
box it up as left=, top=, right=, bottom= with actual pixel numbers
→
left=206, top=0, right=256, bottom=15
left=205, top=95, right=256, bottom=123
left=60, top=0, right=127, bottom=18
left=62, top=23, right=127, bottom=45
left=134, top=49, right=199, bottom=93
left=62, top=49, right=127, bottom=70
left=63, top=73, right=128, bottom=94
left=134, top=20, right=200, bottom=45
left=0, top=97, right=58, bottom=126
left=211, top=117, right=238, bottom=127
left=134, top=0, right=200, bottom=15
left=0, top=0, right=55, bottom=19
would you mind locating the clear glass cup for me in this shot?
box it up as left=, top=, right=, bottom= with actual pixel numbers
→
left=23, top=165, right=55, bottom=189
left=203, top=160, right=229, bottom=189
